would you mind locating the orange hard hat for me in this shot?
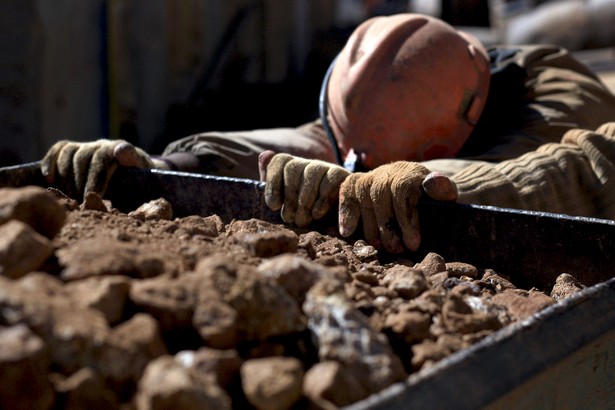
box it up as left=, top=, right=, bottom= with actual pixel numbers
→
left=321, top=14, right=491, bottom=170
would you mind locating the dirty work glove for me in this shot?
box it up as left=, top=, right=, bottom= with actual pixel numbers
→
left=339, top=161, right=458, bottom=254
left=41, top=139, right=169, bottom=200
left=259, top=151, right=350, bottom=227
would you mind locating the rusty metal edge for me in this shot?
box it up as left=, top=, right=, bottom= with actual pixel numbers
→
left=349, top=277, right=615, bottom=410
left=2, top=163, right=615, bottom=288
left=0, top=161, right=46, bottom=187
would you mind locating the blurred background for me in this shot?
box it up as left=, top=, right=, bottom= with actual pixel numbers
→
left=1, top=0, right=614, bottom=166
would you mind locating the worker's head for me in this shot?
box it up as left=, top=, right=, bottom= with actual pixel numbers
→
left=323, top=14, right=491, bottom=169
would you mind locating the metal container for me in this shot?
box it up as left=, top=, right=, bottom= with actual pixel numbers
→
left=2, top=163, right=614, bottom=409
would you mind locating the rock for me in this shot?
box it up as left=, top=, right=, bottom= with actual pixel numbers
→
left=80, top=191, right=110, bottom=212
left=482, top=270, right=517, bottom=292
left=415, top=252, right=447, bottom=276
left=135, top=355, right=231, bottom=410
left=490, top=289, right=555, bottom=322
left=129, top=198, right=173, bottom=221
left=232, top=230, right=299, bottom=258
left=226, top=218, right=300, bottom=257
left=352, top=240, right=379, bottom=262
left=52, top=367, right=118, bottom=410
left=304, top=278, right=406, bottom=398
left=46, top=187, right=79, bottom=211
left=226, top=218, right=286, bottom=235
left=57, top=237, right=168, bottom=280
left=192, top=295, right=239, bottom=349
left=175, top=347, right=242, bottom=389
left=195, top=255, right=306, bottom=345
left=177, top=214, right=225, bottom=237
left=130, top=274, right=196, bottom=331
left=411, top=334, right=469, bottom=371
left=445, top=262, right=479, bottom=279
left=240, top=357, right=304, bottom=410
left=383, top=266, right=430, bottom=300
left=407, top=289, right=446, bottom=315
left=48, top=301, right=111, bottom=374
left=0, top=220, right=54, bottom=278
left=257, top=254, right=327, bottom=305
left=66, top=276, right=131, bottom=325
left=98, top=313, right=167, bottom=387
left=303, top=361, right=366, bottom=408
left=0, top=324, right=55, bottom=409
left=0, top=186, right=66, bottom=238
left=352, top=268, right=380, bottom=286
left=427, top=271, right=450, bottom=288
left=384, top=310, right=432, bottom=344
left=551, top=273, right=585, bottom=301
left=0, top=273, right=111, bottom=374
left=442, top=293, right=503, bottom=334
left=11, top=271, right=66, bottom=298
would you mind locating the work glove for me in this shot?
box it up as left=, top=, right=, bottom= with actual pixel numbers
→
left=259, top=151, right=350, bottom=227
left=41, top=139, right=168, bottom=200
left=338, top=161, right=458, bottom=254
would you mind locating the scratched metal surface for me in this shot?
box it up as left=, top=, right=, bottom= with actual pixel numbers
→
left=2, top=162, right=615, bottom=289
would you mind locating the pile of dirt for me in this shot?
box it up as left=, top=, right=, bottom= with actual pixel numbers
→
left=0, top=186, right=587, bottom=409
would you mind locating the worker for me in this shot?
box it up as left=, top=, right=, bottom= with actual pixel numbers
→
left=41, top=13, right=615, bottom=254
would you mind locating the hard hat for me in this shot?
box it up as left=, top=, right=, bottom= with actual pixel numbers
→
left=321, top=14, right=491, bottom=170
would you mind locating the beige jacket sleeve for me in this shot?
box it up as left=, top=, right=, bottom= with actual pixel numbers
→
left=453, top=123, right=615, bottom=219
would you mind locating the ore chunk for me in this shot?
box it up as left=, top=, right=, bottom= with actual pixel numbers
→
left=98, top=313, right=167, bottom=387
left=442, top=293, right=503, bottom=334
left=258, top=254, right=327, bottom=305
left=0, top=324, right=55, bottom=409
left=446, top=261, right=479, bottom=279
left=80, top=191, right=110, bottom=212
left=135, top=355, right=231, bottom=410
left=241, top=357, right=304, bottom=410
left=0, top=220, right=54, bottom=278
left=304, top=278, right=406, bottom=400
left=303, top=361, right=366, bottom=408
left=52, top=367, right=118, bottom=410
left=383, top=265, right=430, bottom=299
left=415, top=252, right=447, bottom=276
left=491, top=289, right=555, bottom=321
left=194, top=255, right=305, bottom=346
left=130, top=274, right=197, bottom=330
left=129, top=197, right=173, bottom=221
left=58, top=238, right=168, bottom=280
left=551, top=273, right=585, bottom=301
left=66, top=276, right=131, bottom=325
left=232, top=230, right=299, bottom=257
left=0, top=186, right=66, bottom=238
left=175, top=347, right=242, bottom=389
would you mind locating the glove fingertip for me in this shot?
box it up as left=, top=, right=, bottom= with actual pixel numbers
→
left=404, top=233, right=421, bottom=252
left=422, top=172, right=458, bottom=201
left=338, top=211, right=358, bottom=237
left=264, top=192, right=282, bottom=211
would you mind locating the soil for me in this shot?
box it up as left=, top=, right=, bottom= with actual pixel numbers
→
left=0, top=186, right=587, bottom=409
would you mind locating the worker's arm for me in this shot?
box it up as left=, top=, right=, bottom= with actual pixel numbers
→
left=161, top=122, right=335, bottom=180
left=40, top=121, right=332, bottom=200
left=452, top=122, right=615, bottom=220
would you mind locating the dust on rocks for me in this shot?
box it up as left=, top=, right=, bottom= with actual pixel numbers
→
left=0, top=186, right=588, bottom=409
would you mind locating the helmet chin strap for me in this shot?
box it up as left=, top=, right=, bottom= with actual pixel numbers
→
left=319, top=55, right=369, bottom=173
left=320, top=55, right=348, bottom=168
